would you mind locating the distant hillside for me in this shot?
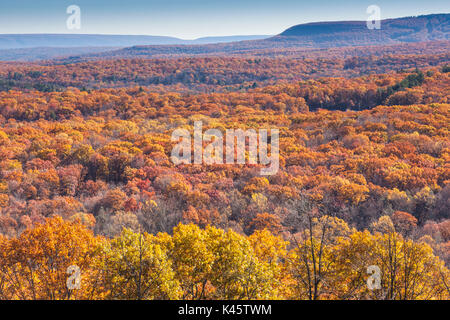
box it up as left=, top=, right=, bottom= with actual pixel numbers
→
left=0, top=34, right=271, bottom=51
left=192, top=35, right=269, bottom=44
left=0, top=46, right=119, bottom=61
left=0, top=34, right=185, bottom=49
left=275, top=14, right=449, bottom=46
left=63, top=14, right=449, bottom=61
left=2, top=14, right=447, bottom=62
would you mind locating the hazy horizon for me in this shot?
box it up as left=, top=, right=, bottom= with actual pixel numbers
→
left=0, top=33, right=273, bottom=40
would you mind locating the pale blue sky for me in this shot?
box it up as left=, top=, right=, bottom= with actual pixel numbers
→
left=0, top=0, right=448, bottom=39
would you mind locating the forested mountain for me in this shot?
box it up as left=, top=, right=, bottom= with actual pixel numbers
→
left=277, top=13, right=449, bottom=45
left=1, top=14, right=447, bottom=62
left=61, top=14, right=450, bottom=61
left=0, top=34, right=270, bottom=51
left=0, top=46, right=119, bottom=62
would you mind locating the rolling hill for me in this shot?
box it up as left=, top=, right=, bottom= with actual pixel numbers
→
left=0, top=34, right=270, bottom=50
left=70, top=13, right=450, bottom=60
left=275, top=13, right=449, bottom=45
left=0, top=34, right=270, bottom=61
left=0, top=14, right=448, bottom=62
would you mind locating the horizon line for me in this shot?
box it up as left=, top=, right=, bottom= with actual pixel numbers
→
left=0, top=12, right=447, bottom=40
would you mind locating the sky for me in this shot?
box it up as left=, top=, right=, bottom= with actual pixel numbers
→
left=0, top=0, right=448, bottom=39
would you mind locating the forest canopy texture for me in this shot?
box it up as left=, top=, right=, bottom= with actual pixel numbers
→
left=0, top=38, right=449, bottom=300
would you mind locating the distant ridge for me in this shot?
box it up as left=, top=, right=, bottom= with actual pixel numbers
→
left=0, top=14, right=448, bottom=61
left=0, top=46, right=121, bottom=62
left=275, top=14, right=449, bottom=46
left=64, top=13, right=449, bottom=61
left=0, top=34, right=271, bottom=50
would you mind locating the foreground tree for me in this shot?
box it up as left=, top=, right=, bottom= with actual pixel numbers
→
left=97, top=228, right=181, bottom=300
left=0, top=216, right=100, bottom=300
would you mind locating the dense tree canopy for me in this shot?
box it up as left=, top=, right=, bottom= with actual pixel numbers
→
left=0, top=43, right=448, bottom=300
left=0, top=217, right=448, bottom=300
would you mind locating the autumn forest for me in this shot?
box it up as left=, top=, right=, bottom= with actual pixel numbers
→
left=0, top=17, right=449, bottom=300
